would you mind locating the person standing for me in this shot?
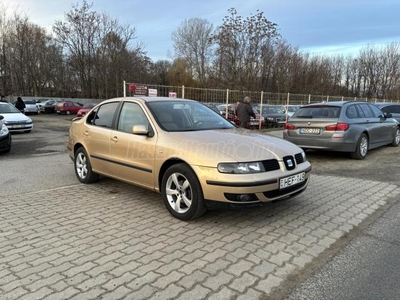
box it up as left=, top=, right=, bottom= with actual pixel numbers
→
left=15, top=97, right=26, bottom=113
left=0, top=95, right=7, bottom=102
left=236, top=96, right=256, bottom=128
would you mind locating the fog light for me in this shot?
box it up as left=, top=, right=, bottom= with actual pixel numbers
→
left=238, top=194, right=250, bottom=201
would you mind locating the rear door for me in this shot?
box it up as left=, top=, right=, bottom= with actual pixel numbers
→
left=84, top=102, right=120, bottom=176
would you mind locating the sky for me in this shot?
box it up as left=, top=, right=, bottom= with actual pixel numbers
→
left=2, top=0, right=400, bottom=61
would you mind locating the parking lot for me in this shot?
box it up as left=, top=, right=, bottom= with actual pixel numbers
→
left=1, top=113, right=400, bottom=299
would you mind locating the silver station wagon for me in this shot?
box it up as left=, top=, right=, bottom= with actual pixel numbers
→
left=283, top=101, right=400, bottom=159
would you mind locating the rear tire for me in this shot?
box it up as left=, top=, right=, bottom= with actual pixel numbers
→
left=161, top=163, right=206, bottom=220
left=74, top=147, right=99, bottom=183
left=351, top=133, right=368, bottom=159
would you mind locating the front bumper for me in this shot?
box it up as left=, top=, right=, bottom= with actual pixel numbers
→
left=5, top=122, right=33, bottom=132
left=193, top=162, right=312, bottom=205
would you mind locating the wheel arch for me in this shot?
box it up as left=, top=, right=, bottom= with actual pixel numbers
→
left=73, top=142, right=86, bottom=156
left=158, top=158, right=192, bottom=192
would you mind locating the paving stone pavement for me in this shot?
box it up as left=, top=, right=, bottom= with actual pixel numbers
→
left=0, top=174, right=399, bottom=300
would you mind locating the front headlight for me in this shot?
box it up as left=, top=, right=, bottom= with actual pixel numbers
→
left=0, top=123, right=9, bottom=136
left=218, top=162, right=265, bottom=174
left=301, top=151, right=307, bottom=162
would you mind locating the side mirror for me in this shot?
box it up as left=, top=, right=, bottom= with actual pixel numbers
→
left=132, top=124, right=153, bottom=137
left=0, top=115, right=3, bottom=120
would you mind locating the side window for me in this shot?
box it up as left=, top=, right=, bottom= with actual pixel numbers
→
left=369, top=104, right=384, bottom=118
left=117, top=102, right=149, bottom=133
left=385, top=105, right=400, bottom=113
left=358, top=103, right=373, bottom=118
left=346, top=105, right=358, bottom=119
left=88, top=102, right=119, bottom=128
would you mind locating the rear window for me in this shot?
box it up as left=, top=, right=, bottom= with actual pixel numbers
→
left=293, top=106, right=340, bottom=118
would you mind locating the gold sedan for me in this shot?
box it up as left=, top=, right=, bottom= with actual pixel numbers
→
left=67, top=97, right=312, bottom=220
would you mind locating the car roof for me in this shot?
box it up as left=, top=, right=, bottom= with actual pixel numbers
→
left=303, top=101, right=375, bottom=107
left=374, top=102, right=400, bottom=107
left=101, top=96, right=197, bottom=104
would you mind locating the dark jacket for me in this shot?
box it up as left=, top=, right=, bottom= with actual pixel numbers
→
left=236, top=102, right=256, bottom=123
left=15, top=99, right=26, bottom=112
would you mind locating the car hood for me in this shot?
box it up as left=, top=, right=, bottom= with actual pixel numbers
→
left=0, top=112, right=31, bottom=122
left=158, top=128, right=301, bottom=165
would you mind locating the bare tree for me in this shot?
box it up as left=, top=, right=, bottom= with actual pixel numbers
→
left=172, top=18, right=214, bottom=86
left=211, top=8, right=280, bottom=90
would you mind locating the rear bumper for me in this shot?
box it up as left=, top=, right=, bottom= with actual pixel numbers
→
left=283, top=131, right=356, bottom=152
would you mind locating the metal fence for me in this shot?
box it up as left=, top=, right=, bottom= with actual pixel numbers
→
left=123, top=81, right=399, bottom=106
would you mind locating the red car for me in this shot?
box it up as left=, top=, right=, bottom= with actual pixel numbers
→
left=217, top=104, right=265, bottom=128
left=77, top=103, right=96, bottom=118
left=55, top=101, right=83, bottom=115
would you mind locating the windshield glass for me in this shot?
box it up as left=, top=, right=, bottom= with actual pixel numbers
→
left=0, top=103, right=20, bottom=113
left=83, top=103, right=95, bottom=109
left=147, top=101, right=235, bottom=131
left=262, top=106, right=285, bottom=114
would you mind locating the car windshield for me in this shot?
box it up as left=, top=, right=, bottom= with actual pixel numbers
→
left=24, top=100, right=35, bottom=105
left=262, top=106, right=285, bottom=114
left=0, top=103, right=21, bottom=113
left=147, top=101, right=235, bottom=131
left=83, top=103, right=95, bottom=109
left=287, top=106, right=300, bottom=112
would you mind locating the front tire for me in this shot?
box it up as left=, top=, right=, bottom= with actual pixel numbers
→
left=351, top=133, right=368, bottom=159
left=74, top=147, right=99, bottom=183
left=390, top=127, right=400, bottom=147
left=161, top=163, right=206, bottom=220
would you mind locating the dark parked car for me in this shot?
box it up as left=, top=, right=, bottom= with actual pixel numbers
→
left=37, top=99, right=56, bottom=113
left=283, top=101, right=400, bottom=159
left=260, top=105, right=287, bottom=128
left=374, top=103, right=400, bottom=123
left=0, top=115, right=11, bottom=153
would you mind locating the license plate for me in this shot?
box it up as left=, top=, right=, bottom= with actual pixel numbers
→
left=56, top=110, right=60, bottom=113
left=299, top=128, right=320, bottom=134
left=250, top=122, right=259, bottom=125
left=14, top=125, right=23, bottom=128
left=280, top=172, right=305, bottom=189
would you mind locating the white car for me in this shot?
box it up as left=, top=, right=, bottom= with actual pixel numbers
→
left=23, top=100, right=39, bottom=115
left=0, top=102, right=33, bottom=133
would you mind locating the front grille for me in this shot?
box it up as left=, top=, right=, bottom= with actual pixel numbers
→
left=295, top=153, right=304, bottom=164
left=283, top=155, right=295, bottom=170
left=262, top=159, right=280, bottom=171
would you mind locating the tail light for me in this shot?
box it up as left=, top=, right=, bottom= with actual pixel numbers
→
left=284, top=123, right=296, bottom=130
left=325, top=123, right=349, bottom=131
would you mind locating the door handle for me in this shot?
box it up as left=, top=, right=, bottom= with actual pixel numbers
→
left=111, top=136, right=118, bottom=143
left=83, top=131, right=89, bottom=136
